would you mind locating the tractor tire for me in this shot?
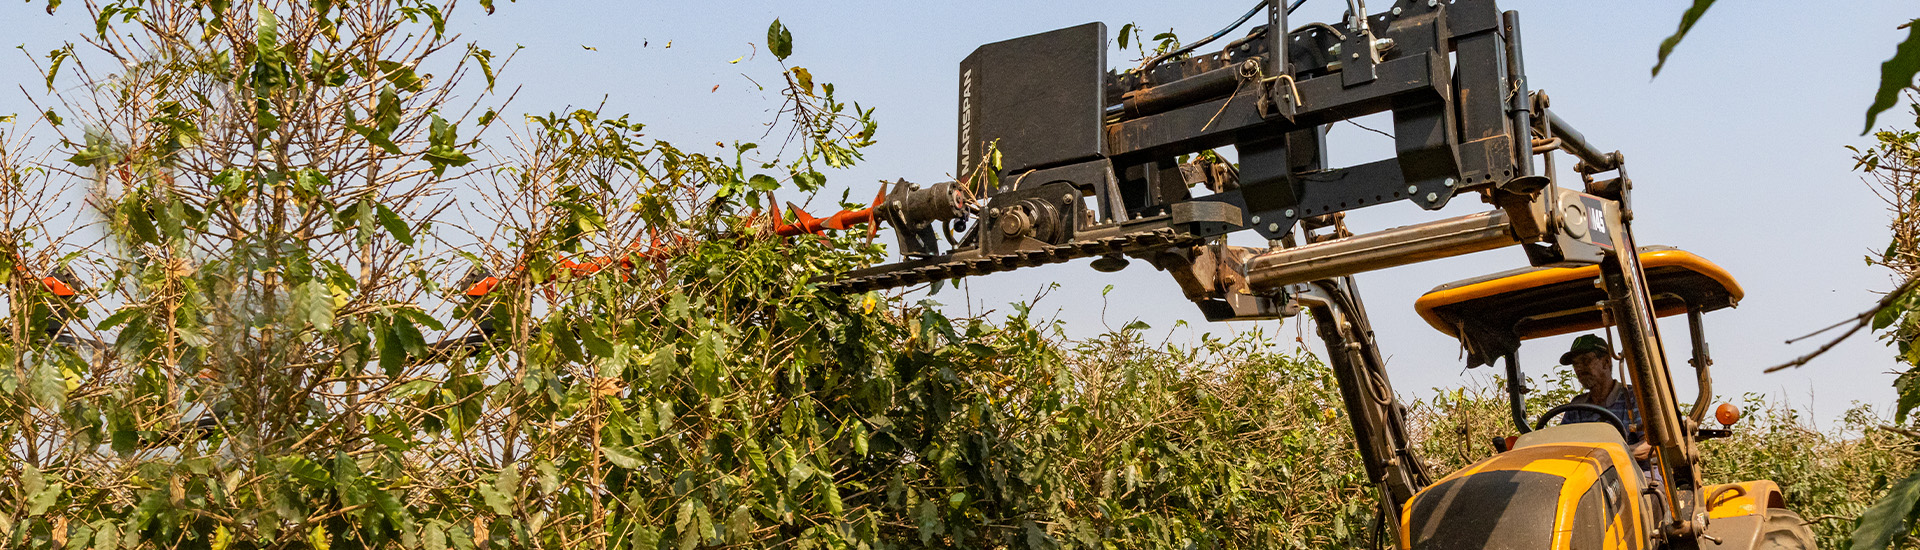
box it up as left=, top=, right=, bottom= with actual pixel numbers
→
left=1758, top=509, right=1817, bottom=550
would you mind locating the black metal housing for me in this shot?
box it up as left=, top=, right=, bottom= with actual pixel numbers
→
left=828, top=0, right=1576, bottom=294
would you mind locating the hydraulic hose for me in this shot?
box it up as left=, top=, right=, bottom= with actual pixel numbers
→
left=1139, top=0, right=1306, bottom=73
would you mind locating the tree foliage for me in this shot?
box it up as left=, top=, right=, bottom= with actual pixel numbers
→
left=0, top=2, right=1909, bottom=550
left=0, top=2, right=1375, bottom=548
left=1844, top=97, right=1920, bottom=550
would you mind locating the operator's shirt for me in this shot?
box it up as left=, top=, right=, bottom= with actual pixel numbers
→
left=1564, top=383, right=1643, bottom=445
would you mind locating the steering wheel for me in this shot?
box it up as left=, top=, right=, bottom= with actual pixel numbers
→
left=1533, top=403, right=1630, bottom=440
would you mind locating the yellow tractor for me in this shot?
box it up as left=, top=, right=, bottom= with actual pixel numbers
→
left=805, top=0, right=1822, bottom=547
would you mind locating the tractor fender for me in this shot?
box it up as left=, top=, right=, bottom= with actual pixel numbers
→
left=1699, top=480, right=1792, bottom=550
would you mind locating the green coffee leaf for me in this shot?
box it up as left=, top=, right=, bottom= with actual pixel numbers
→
left=674, top=499, right=697, bottom=539
left=22, top=465, right=45, bottom=499
left=375, top=202, right=414, bottom=246
left=278, top=456, right=331, bottom=487
left=254, top=7, right=279, bottom=53
left=424, top=114, right=474, bottom=176
left=747, top=174, right=780, bottom=192
left=92, top=520, right=119, bottom=550
left=424, top=521, right=448, bottom=550
left=293, top=280, right=336, bottom=331
left=27, top=483, right=61, bottom=517
left=602, top=445, right=642, bottom=469
left=1853, top=470, right=1920, bottom=550
left=725, top=505, right=752, bottom=544
left=67, top=522, right=93, bottom=550
left=27, top=361, right=64, bottom=410
left=535, top=461, right=559, bottom=495
left=631, top=525, right=660, bottom=550
left=479, top=480, right=513, bottom=515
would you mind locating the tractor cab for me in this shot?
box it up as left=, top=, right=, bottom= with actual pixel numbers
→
left=1413, top=246, right=1742, bottom=440
left=1396, top=247, right=1798, bottom=549
left=1414, top=245, right=1740, bottom=373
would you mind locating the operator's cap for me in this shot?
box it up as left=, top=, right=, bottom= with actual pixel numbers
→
left=1559, top=334, right=1612, bottom=365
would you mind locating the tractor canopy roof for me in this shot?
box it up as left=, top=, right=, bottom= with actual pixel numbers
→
left=1414, top=246, right=1741, bottom=367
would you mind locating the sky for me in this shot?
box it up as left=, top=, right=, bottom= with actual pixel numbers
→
left=2, top=0, right=1911, bottom=427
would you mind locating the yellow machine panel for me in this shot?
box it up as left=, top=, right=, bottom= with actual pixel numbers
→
left=1415, top=247, right=1742, bottom=342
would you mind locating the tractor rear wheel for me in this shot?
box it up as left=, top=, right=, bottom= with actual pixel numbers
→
left=1759, top=509, right=1817, bottom=550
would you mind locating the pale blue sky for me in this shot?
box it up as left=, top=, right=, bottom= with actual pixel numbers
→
left=4, top=1, right=1911, bottom=425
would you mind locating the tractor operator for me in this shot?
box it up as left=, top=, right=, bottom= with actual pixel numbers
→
left=1560, top=334, right=1655, bottom=462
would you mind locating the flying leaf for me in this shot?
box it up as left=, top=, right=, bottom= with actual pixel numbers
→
left=466, top=46, right=496, bottom=91
left=45, top=47, right=71, bottom=92
left=1864, top=24, right=1920, bottom=135
left=767, top=19, right=792, bottom=61
left=791, top=67, right=814, bottom=96
left=1650, top=0, right=1715, bottom=78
